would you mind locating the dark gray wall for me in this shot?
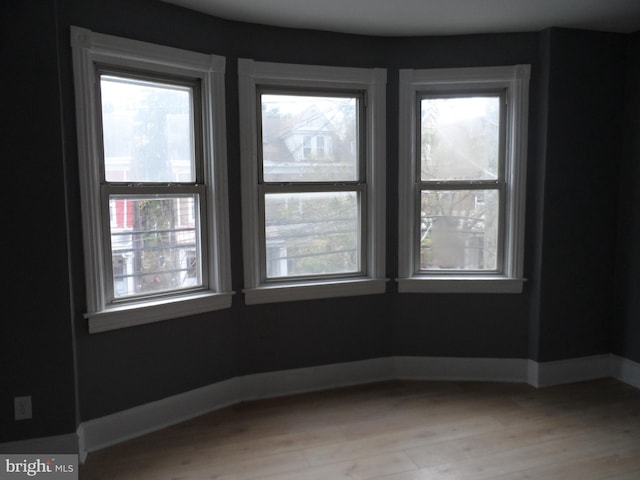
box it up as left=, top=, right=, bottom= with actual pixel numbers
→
left=1, top=0, right=77, bottom=442
left=533, top=29, right=627, bottom=361
left=2, top=0, right=638, bottom=443
left=614, top=32, right=640, bottom=363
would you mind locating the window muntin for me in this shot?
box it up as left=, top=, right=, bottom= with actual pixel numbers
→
left=71, top=26, right=232, bottom=331
left=418, top=93, right=505, bottom=273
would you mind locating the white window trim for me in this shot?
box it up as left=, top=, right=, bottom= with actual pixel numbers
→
left=71, top=26, right=233, bottom=333
left=238, top=59, right=388, bottom=305
left=397, top=65, right=530, bottom=294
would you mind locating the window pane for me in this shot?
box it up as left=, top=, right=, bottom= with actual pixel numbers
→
left=421, top=97, right=500, bottom=181
left=101, top=75, right=196, bottom=183
left=261, top=94, right=359, bottom=182
left=420, top=190, right=499, bottom=271
left=264, top=192, right=359, bottom=278
left=109, top=195, right=201, bottom=298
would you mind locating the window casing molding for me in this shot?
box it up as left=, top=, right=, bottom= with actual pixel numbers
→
left=397, top=65, right=530, bottom=293
left=71, top=26, right=233, bottom=332
left=238, top=59, right=388, bottom=304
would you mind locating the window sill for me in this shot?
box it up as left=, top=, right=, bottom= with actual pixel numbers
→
left=243, top=278, right=388, bottom=305
left=86, top=291, right=234, bottom=333
left=396, top=276, right=525, bottom=294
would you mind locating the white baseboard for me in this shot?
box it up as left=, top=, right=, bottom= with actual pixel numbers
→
left=239, top=357, right=395, bottom=402
left=77, top=376, right=241, bottom=462
left=612, top=355, right=640, bottom=389
left=4, top=353, right=634, bottom=462
left=0, top=433, right=78, bottom=455
left=531, top=354, right=613, bottom=388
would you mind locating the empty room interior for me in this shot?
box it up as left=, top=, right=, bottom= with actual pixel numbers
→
left=3, top=0, right=640, bottom=478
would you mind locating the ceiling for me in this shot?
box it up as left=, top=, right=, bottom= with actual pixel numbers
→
left=161, top=0, right=640, bottom=37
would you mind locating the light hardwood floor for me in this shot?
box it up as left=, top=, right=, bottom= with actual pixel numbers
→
left=79, top=378, right=640, bottom=479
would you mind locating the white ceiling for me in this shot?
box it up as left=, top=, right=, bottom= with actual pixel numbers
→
left=162, top=0, right=640, bottom=36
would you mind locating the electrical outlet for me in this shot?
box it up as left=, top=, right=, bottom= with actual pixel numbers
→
left=14, top=396, right=32, bottom=420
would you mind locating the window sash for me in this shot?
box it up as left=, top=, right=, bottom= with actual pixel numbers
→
left=258, top=184, right=366, bottom=283
left=414, top=184, right=505, bottom=274
left=96, top=67, right=204, bottom=185
left=417, top=92, right=505, bottom=183
left=257, top=87, right=366, bottom=185
left=100, top=184, right=208, bottom=305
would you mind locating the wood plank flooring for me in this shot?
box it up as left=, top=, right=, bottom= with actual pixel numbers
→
left=79, top=378, right=640, bottom=479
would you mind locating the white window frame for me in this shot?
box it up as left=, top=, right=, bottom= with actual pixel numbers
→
left=71, top=26, right=233, bottom=332
left=398, top=65, right=530, bottom=293
left=238, top=59, right=387, bottom=304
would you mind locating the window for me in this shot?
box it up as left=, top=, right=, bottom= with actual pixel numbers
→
left=238, top=60, right=387, bottom=304
left=71, top=27, right=232, bottom=332
left=398, top=65, right=530, bottom=293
